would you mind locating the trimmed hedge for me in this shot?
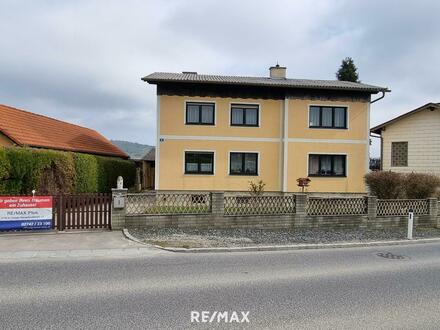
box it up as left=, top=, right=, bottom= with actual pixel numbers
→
left=365, top=171, right=440, bottom=199
left=0, top=147, right=135, bottom=195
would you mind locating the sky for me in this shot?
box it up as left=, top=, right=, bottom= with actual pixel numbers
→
left=1, top=0, right=439, bottom=157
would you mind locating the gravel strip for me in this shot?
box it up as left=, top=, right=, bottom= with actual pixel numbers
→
left=128, top=227, right=440, bottom=248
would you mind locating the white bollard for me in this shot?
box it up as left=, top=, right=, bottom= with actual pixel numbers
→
left=407, top=208, right=414, bottom=240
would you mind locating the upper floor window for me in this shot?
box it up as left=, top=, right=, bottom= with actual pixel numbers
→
left=309, top=106, right=347, bottom=129
left=308, top=154, right=346, bottom=177
left=186, top=102, right=215, bottom=125
left=185, top=151, right=214, bottom=174
left=231, top=104, right=259, bottom=127
left=391, top=142, right=408, bottom=167
left=230, top=152, right=258, bottom=175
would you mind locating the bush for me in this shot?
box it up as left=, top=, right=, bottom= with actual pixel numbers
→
left=365, top=171, right=440, bottom=199
left=0, top=147, right=135, bottom=194
left=365, top=171, right=403, bottom=199
left=73, top=153, right=98, bottom=193
left=403, top=173, right=440, bottom=199
left=96, top=156, right=136, bottom=192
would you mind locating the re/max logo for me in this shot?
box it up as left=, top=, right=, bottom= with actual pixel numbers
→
left=190, top=311, right=250, bottom=323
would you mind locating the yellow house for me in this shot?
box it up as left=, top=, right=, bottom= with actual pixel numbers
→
left=143, top=65, right=389, bottom=193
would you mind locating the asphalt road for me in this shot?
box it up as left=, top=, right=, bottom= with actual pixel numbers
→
left=1, top=242, right=440, bottom=329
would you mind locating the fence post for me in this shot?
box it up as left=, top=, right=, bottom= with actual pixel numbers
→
left=293, top=193, right=307, bottom=228
left=294, top=193, right=307, bottom=215
left=111, top=188, right=128, bottom=230
left=365, top=196, right=377, bottom=228
left=58, top=195, right=65, bottom=231
left=211, top=192, right=224, bottom=216
left=427, top=197, right=438, bottom=228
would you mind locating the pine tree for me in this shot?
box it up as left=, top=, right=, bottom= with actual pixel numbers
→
left=336, top=57, right=360, bottom=82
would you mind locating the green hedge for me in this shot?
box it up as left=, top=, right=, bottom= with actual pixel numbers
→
left=0, top=147, right=135, bottom=195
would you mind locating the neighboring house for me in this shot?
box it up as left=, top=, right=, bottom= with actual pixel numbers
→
left=143, top=65, right=389, bottom=193
left=112, top=140, right=155, bottom=190
left=0, top=104, right=128, bottom=158
left=370, top=102, right=440, bottom=175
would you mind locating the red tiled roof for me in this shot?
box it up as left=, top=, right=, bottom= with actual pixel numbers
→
left=0, top=104, right=128, bottom=158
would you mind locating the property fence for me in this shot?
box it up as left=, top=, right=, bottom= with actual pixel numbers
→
left=114, top=191, right=439, bottom=230
left=224, top=194, right=296, bottom=216
left=54, top=194, right=111, bottom=230
left=126, top=192, right=211, bottom=215
left=307, top=197, right=367, bottom=216
left=377, top=199, right=429, bottom=216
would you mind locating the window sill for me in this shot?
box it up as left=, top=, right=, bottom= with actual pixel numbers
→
left=185, top=123, right=215, bottom=126
left=308, top=174, right=347, bottom=178
left=308, top=126, right=348, bottom=130
left=229, top=173, right=259, bottom=176
left=184, top=173, right=214, bottom=175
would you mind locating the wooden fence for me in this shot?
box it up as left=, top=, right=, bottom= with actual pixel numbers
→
left=53, top=194, right=112, bottom=230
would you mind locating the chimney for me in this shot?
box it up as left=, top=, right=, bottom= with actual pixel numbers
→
left=269, top=64, right=286, bottom=79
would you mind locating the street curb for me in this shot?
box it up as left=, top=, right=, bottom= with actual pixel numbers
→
left=121, top=229, right=440, bottom=253
left=122, top=228, right=166, bottom=250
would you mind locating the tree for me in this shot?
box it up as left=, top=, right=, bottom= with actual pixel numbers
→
left=336, top=57, right=360, bottom=82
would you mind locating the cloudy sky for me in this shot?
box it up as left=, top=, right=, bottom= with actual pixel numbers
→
left=1, top=0, right=439, bottom=156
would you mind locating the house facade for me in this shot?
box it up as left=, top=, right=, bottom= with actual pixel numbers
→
left=371, top=102, right=440, bottom=175
left=143, top=65, right=389, bottom=193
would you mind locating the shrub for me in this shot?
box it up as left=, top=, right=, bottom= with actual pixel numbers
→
left=248, top=180, right=266, bottom=196
left=73, top=153, right=99, bottom=193
left=0, top=147, right=135, bottom=194
left=402, top=173, right=440, bottom=199
left=364, top=171, right=403, bottom=199
left=365, top=171, right=440, bottom=199
left=96, top=156, right=136, bottom=192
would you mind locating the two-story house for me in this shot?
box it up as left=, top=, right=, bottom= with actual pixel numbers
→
left=143, top=65, right=389, bottom=193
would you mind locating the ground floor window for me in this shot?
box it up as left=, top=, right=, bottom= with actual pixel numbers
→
left=308, top=154, right=346, bottom=177
left=230, top=152, right=258, bottom=175
left=184, top=151, right=214, bottom=174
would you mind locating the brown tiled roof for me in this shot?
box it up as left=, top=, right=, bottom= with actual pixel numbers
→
left=370, top=102, right=440, bottom=135
left=0, top=104, right=128, bottom=158
left=143, top=72, right=390, bottom=93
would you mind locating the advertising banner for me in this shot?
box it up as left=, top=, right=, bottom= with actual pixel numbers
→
left=0, top=196, right=53, bottom=230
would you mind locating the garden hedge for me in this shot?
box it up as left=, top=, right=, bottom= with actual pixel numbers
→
left=0, top=147, right=135, bottom=195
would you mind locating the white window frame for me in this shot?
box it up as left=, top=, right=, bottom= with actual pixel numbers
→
left=183, top=149, right=216, bottom=176
left=229, top=102, right=261, bottom=128
left=307, top=104, right=350, bottom=130
left=306, top=152, right=348, bottom=178
left=184, top=100, right=217, bottom=126
left=227, top=150, right=260, bottom=176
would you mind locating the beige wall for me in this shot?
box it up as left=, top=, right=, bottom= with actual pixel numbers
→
left=157, top=95, right=369, bottom=192
left=381, top=108, right=440, bottom=175
left=0, top=132, right=14, bottom=147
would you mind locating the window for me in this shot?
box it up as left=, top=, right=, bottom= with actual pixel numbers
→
left=229, top=152, right=258, bottom=175
left=308, top=154, right=346, bottom=177
left=391, top=142, right=408, bottom=167
left=184, top=152, right=214, bottom=174
left=309, top=106, right=347, bottom=129
left=231, top=104, right=259, bottom=126
left=186, top=102, right=215, bottom=125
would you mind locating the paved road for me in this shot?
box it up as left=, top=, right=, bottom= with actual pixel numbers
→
left=1, top=242, right=440, bottom=329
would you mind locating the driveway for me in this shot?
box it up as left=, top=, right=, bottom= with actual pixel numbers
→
left=0, top=231, right=162, bottom=259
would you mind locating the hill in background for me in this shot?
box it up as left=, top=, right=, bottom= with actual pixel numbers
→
left=112, top=140, right=154, bottom=160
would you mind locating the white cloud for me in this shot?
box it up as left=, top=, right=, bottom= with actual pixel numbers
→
left=0, top=0, right=439, bottom=155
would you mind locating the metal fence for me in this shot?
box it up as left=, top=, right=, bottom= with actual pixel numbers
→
left=126, top=192, right=211, bottom=215
left=307, top=197, right=367, bottom=216
left=224, top=194, right=296, bottom=216
left=377, top=199, right=429, bottom=216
